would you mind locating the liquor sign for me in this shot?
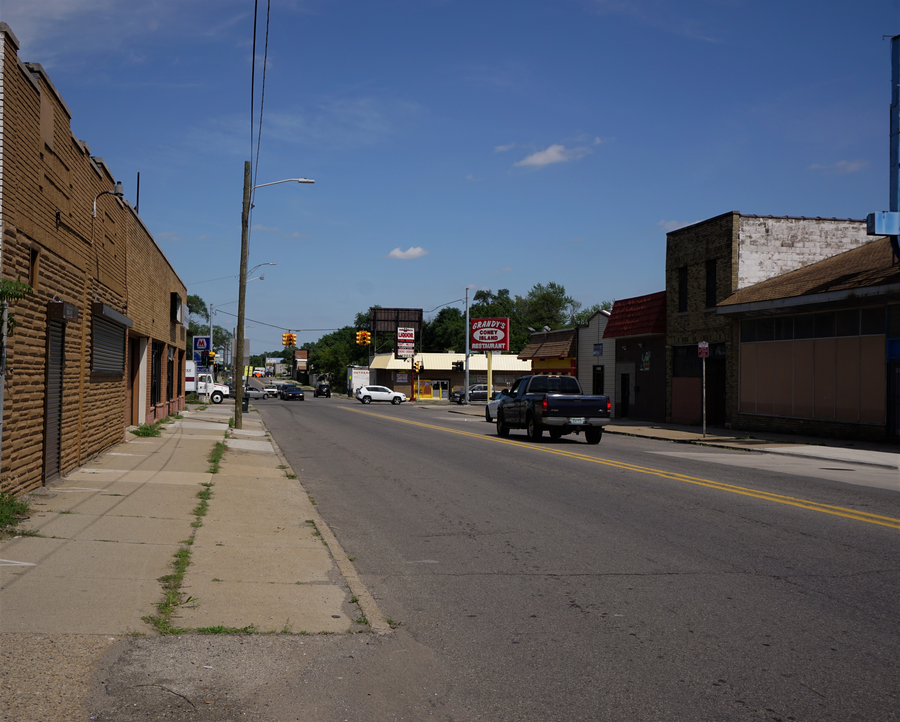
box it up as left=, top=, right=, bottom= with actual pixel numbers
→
left=396, top=327, right=416, bottom=357
left=470, top=317, right=510, bottom=351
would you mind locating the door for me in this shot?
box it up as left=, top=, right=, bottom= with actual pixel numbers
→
left=890, top=360, right=900, bottom=438
left=433, top=380, right=449, bottom=399
left=592, top=366, right=604, bottom=396
left=620, top=373, right=630, bottom=418
left=44, top=320, right=64, bottom=483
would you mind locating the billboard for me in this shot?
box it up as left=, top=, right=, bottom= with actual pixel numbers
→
left=470, top=318, right=510, bottom=351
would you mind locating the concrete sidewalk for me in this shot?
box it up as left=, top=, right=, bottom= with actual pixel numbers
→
left=0, top=402, right=368, bottom=637
left=445, top=402, right=899, bottom=471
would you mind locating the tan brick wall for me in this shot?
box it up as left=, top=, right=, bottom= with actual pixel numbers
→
left=665, top=212, right=739, bottom=423
left=0, top=29, right=186, bottom=494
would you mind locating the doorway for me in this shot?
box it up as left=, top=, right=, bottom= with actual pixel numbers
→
left=433, top=379, right=449, bottom=400
left=592, top=365, right=604, bottom=396
left=620, top=373, right=630, bottom=418
left=44, top=320, right=64, bottom=483
left=890, top=360, right=900, bottom=438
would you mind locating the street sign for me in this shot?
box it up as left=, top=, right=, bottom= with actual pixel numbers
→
left=698, top=341, right=709, bottom=358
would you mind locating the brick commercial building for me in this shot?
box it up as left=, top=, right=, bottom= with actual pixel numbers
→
left=0, top=24, right=188, bottom=494
left=665, top=212, right=880, bottom=427
left=718, top=237, right=900, bottom=441
left=603, top=292, right=667, bottom=422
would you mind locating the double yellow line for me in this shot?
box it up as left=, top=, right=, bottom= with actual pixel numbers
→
left=343, top=407, right=900, bottom=531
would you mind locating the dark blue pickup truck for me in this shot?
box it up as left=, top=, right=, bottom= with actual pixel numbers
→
left=495, top=375, right=611, bottom=444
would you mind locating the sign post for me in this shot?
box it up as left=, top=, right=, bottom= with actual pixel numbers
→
left=698, top=341, right=709, bottom=438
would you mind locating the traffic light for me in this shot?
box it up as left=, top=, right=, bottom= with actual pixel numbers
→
left=356, top=331, right=365, bottom=346
left=291, top=333, right=297, bottom=345
left=414, top=362, right=420, bottom=373
left=362, top=331, right=371, bottom=345
left=282, top=333, right=290, bottom=346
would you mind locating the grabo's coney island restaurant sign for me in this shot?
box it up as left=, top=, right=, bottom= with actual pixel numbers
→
left=470, top=318, right=510, bottom=352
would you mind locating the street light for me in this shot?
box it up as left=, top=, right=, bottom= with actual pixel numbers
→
left=234, top=165, right=313, bottom=429
left=92, top=181, right=124, bottom=217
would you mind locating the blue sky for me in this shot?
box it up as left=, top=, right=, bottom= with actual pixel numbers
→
left=5, top=0, right=900, bottom=352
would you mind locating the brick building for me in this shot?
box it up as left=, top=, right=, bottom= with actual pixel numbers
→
left=603, top=292, right=667, bottom=422
left=718, top=237, right=900, bottom=440
left=0, top=24, right=187, bottom=494
left=665, top=211, right=879, bottom=426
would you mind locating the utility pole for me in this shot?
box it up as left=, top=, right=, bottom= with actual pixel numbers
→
left=234, top=161, right=251, bottom=430
left=464, top=287, right=470, bottom=404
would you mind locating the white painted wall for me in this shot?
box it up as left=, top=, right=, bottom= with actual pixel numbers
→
left=577, top=311, right=616, bottom=414
left=737, top=216, right=875, bottom=290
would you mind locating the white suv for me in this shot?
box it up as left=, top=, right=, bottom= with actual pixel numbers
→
left=356, top=385, right=407, bottom=405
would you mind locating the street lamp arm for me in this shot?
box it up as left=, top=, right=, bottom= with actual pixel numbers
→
left=252, top=178, right=315, bottom=190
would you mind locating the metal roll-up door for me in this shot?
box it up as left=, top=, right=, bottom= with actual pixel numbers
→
left=92, top=315, right=126, bottom=374
left=45, top=319, right=64, bottom=483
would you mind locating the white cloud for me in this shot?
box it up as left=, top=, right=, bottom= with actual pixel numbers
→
left=514, top=143, right=590, bottom=168
left=252, top=225, right=280, bottom=232
left=495, top=143, right=516, bottom=152
left=155, top=231, right=181, bottom=242
left=658, top=220, right=694, bottom=233
left=808, top=160, right=869, bottom=175
left=387, top=246, right=428, bottom=260
left=491, top=266, right=512, bottom=274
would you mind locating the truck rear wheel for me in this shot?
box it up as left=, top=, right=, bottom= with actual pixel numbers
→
left=585, top=428, right=602, bottom=444
left=526, top=414, right=543, bottom=442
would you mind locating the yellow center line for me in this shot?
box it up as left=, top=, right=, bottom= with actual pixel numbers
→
left=341, top=406, right=900, bottom=530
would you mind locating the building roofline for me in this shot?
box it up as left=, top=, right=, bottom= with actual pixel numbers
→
left=716, top=282, right=900, bottom=316
left=666, top=211, right=866, bottom=237
left=23, top=62, right=72, bottom=120
left=0, top=23, right=20, bottom=50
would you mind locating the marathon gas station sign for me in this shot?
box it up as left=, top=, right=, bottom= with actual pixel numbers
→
left=470, top=317, right=510, bottom=352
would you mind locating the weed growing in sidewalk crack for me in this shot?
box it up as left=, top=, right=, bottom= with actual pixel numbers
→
left=196, top=625, right=257, bottom=634
left=131, top=421, right=163, bottom=437
left=207, top=443, right=226, bottom=474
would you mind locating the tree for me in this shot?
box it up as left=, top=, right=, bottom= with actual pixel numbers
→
left=519, top=282, right=578, bottom=330
left=572, top=300, right=614, bottom=326
left=422, top=307, right=464, bottom=352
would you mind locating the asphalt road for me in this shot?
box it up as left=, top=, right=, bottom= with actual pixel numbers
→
left=256, top=395, right=900, bottom=722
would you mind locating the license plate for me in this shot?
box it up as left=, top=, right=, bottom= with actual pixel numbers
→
left=570, top=417, right=585, bottom=425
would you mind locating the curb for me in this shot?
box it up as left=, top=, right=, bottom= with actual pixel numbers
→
left=599, top=428, right=899, bottom=470
left=252, top=413, right=394, bottom=636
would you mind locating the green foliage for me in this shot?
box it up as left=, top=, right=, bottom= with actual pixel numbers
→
left=422, top=306, right=465, bottom=352
left=0, top=276, right=34, bottom=335
left=0, top=491, right=30, bottom=534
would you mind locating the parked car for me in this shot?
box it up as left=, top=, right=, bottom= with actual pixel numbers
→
left=243, top=385, right=267, bottom=399
left=356, top=385, right=406, bottom=405
left=314, top=383, right=332, bottom=398
left=449, top=384, right=494, bottom=404
left=263, top=384, right=279, bottom=398
left=280, top=384, right=305, bottom=401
